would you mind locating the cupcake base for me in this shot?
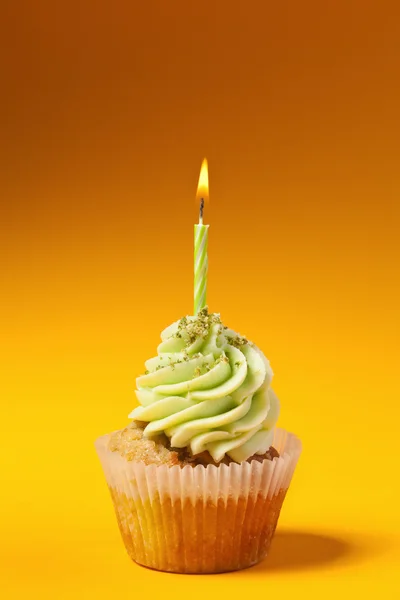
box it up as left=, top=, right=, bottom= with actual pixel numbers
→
left=96, top=428, right=301, bottom=574
left=111, top=488, right=287, bottom=573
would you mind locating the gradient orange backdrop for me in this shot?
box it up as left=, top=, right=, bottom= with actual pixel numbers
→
left=1, top=1, right=399, bottom=598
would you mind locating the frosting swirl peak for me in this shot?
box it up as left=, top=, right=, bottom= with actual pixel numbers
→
left=129, top=308, right=280, bottom=463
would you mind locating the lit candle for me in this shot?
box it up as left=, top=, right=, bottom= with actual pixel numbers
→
left=194, top=159, right=209, bottom=315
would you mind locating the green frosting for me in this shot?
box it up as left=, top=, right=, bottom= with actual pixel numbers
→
left=129, top=309, right=280, bottom=463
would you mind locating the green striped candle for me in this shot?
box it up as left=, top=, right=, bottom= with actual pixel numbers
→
left=194, top=159, right=209, bottom=314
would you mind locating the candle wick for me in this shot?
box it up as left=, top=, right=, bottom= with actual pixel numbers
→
left=199, top=198, right=204, bottom=225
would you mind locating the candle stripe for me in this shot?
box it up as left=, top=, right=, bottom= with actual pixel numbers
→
left=195, top=277, right=207, bottom=310
left=195, top=246, right=207, bottom=272
left=195, top=275, right=207, bottom=297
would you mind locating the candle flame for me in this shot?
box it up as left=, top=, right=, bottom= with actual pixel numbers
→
left=196, top=158, right=209, bottom=203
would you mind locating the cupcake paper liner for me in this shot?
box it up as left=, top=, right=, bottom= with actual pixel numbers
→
left=95, top=427, right=302, bottom=573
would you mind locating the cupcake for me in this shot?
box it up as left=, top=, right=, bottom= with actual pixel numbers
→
left=96, top=307, right=302, bottom=573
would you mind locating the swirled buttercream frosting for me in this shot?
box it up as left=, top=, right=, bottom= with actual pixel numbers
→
left=129, top=308, right=280, bottom=463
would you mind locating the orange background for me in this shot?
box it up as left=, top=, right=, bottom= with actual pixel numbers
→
left=1, top=1, right=399, bottom=598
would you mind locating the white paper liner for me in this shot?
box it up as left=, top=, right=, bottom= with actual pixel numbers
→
left=95, top=427, right=301, bottom=573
